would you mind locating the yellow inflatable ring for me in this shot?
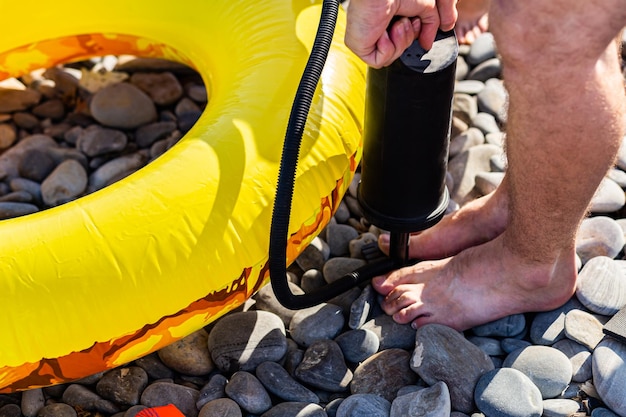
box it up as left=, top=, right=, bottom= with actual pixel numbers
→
left=0, top=0, right=365, bottom=392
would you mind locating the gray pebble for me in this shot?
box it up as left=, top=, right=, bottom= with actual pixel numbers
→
left=412, top=324, right=494, bottom=414
left=20, top=388, right=44, bottom=417
left=474, top=368, right=543, bottom=417
left=335, top=328, right=379, bottom=363
left=295, top=340, right=352, bottom=392
left=467, top=336, right=505, bottom=357
left=589, top=178, right=626, bottom=213
left=130, top=72, right=183, bottom=106
left=348, top=232, right=378, bottom=259
left=140, top=382, right=199, bottom=417
left=225, top=371, right=272, bottom=415
left=198, top=398, right=242, bottom=417
left=564, top=309, right=608, bottom=350
left=592, top=337, right=626, bottom=415
left=502, top=346, right=572, bottom=399
left=448, top=144, right=501, bottom=203
left=35, top=403, right=77, bottom=417
left=325, top=224, right=359, bottom=256
left=472, top=314, right=526, bottom=338
left=530, top=297, right=584, bottom=345
left=592, top=408, right=621, bottom=417
left=96, top=366, right=148, bottom=406
left=467, top=58, right=502, bottom=82
left=0, top=404, right=21, bottom=417
left=576, top=256, right=626, bottom=315
left=466, top=33, right=497, bottom=66
left=541, top=399, right=581, bottom=417
left=256, top=361, right=319, bottom=403
left=0, top=88, right=41, bottom=113
left=552, top=339, right=592, bottom=382
left=88, top=151, right=148, bottom=192
left=41, top=159, right=87, bottom=206
left=90, top=83, right=157, bottom=129
left=477, top=79, right=507, bottom=121
left=336, top=394, right=390, bottom=417
left=296, top=243, right=327, bottom=271
left=76, top=126, right=127, bottom=157
left=261, top=402, right=327, bottom=417
left=501, top=338, right=532, bottom=354
left=454, top=80, right=485, bottom=95
left=208, top=310, right=287, bottom=373
left=134, top=352, right=175, bottom=380
left=350, top=349, right=418, bottom=402
left=322, top=257, right=366, bottom=284
left=18, top=148, right=56, bottom=182
left=449, top=127, right=484, bottom=158
left=348, top=285, right=376, bottom=329
left=390, top=381, right=451, bottom=417
left=607, top=168, right=626, bottom=187
left=453, top=94, right=478, bottom=125
left=253, top=282, right=303, bottom=327
left=576, top=217, right=625, bottom=263
left=196, top=374, right=228, bottom=409
left=300, top=269, right=326, bottom=293
left=289, top=303, right=345, bottom=347
left=471, top=112, right=501, bottom=135
left=62, top=384, right=120, bottom=415
left=361, top=314, right=416, bottom=350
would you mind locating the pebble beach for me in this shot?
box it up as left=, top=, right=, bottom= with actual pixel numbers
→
left=1, top=31, right=626, bottom=417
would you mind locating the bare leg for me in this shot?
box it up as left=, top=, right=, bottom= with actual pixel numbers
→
left=455, top=0, right=490, bottom=44
left=373, top=0, right=626, bottom=331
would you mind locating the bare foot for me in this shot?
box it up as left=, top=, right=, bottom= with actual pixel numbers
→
left=372, top=234, right=578, bottom=331
left=379, top=185, right=509, bottom=260
left=455, top=0, right=490, bottom=44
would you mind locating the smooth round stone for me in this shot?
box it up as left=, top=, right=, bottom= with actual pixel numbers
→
left=455, top=55, right=469, bottom=80
left=157, top=329, right=214, bottom=376
left=95, top=366, right=148, bottom=406
left=90, top=82, right=157, bottom=129
left=134, top=121, right=177, bottom=148
left=0, top=202, right=38, bottom=219
left=501, top=338, right=532, bottom=354
left=88, top=151, right=148, bottom=192
left=140, top=382, right=199, bottom=417
left=294, top=340, right=353, bottom=393
left=301, top=269, right=327, bottom=293
left=335, top=328, right=379, bottom=363
left=256, top=361, right=319, bottom=403
left=471, top=112, right=501, bottom=135
left=467, top=336, right=505, bottom=357
left=467, top=58, right=502, bottom=82
left=324, top=224, right=359, bottom=257
left=20, top=388, right=44, bottom=417
left=41, top=159, right=87, bottom=206
left=477, top=79, right=507, bottom=121
left=412, top=324, right=494, bottom=414
left=261, top=402, right=327, bottom=417
left=592, top=337, right=626, bottom=415
left=453, top=94, right=478, bottom=125
left=592, top=408, right=621, bottom=417
left=296, top=242, right=326, bottom=271
left=208, top=311, right=287, bottom=373
left=475, top=368, right=543, bottom=417
left=198, top=398, right=242, bottom=417
left=350, top=349, right=418, bottom=402
left=361, top=314, right=416, bottom=350
left=576, top=217, right=625, bottom=263
left=348, top=285, right=376, bottom=329
left=607, top=168, right=626, bottom=187
left=196, top=374, right=228, bottom=409
left=348, top=232, right=378, bottom=259
left=0, top=404, right=21, bottom=417
left=289, top=303, right=345, bottom=347
left=390, top=382, right=451, bottom=417
left=253, top=282, right=304, bottom=327
left=134, top=352, right=175, bottom=380
left=466, top=33, right=497, bottom=66
left=472, top=314, right=526, bottom=338
left=563, top=309, right=608, bottom=350
left=18, top=148, right=55, bottom=182
left=35, top=403, right=77, bottom=417
left=473, top=171, right=504, bottom=196
left=76, top=126, right=127, bottom=157
left=502, top=346, right=572, bottom=399
left=454, top=80, right=485, bottom=95
left=334, top=200, right=351, bottom=223
left=530, top=297, right=585, bottom=345
left=449, top=127, right=484, bottom=158
left=130, top=72, right=183, bottom=106
left=576, top=256, right=626, bottom=316
left=589, top=178, right=626, bottom=213
left=552, top=339, right=592, bottom=383
left=0, top=88, right=41, bottom=113
left=336, top=394, right=390, bottom=417
left=322, top=257, right=366, bottom=284
left=225, top=371, right=272, bottom=415
left=62, top=384, right=120, bottom=415
left=13, top=112, right=39, bottom=130
left=541, top=399, right=581, bottom=417
left=448, top=144, right=502, bottom=204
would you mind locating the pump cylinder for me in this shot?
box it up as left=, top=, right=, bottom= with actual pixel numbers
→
left=358, top=30, right=458, bottom=233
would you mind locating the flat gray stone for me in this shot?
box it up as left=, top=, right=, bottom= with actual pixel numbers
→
left=336, top=394, right=390, bottom=417
left=361, top=314, right=416, bottom=350
left=472, top=314, right=526, bottom=338
left=592, top=337, right=626, bottom=415
left=224, top=371, right=272, bottom=415
left=140, top=382, right=199, bottom=417
left=295, top=340, right=352, bottom=392
left=256, top=361, right=319, bottom=403
left=552, top=339, right=592, bottom=383
left=475, top=368, right=543, bottom=417
left=261, top=402, right=327, bottom=417
left=157, top=329, right=214, bottom=376
left=576, top=256, right=626, bottom=315
left=289, top=303, right=345, bottom=347
left=350, top=349, right=418, bottom=402
left=530, top=297, right=585, bottom=345
left=390, top=382, right=451, bottom=417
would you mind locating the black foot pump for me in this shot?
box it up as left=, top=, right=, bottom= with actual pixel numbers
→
left=269, top=0, right=458, bottom=309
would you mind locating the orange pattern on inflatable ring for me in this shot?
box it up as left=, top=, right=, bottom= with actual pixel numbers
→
left=0, top=0, right=365, bottom=392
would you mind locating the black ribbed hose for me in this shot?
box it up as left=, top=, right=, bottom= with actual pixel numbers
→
left=269, top=0, right=398, bottom=310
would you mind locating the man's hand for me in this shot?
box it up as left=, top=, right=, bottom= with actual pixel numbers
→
left=345, top=0, right=458, bottom=68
